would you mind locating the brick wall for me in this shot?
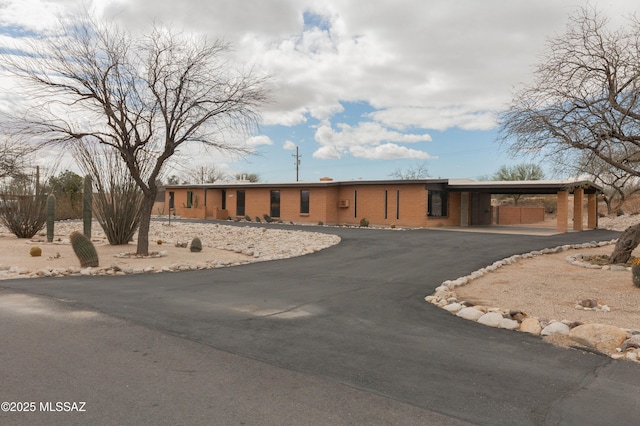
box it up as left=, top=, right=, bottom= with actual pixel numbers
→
left=497, top=206, right=545, bottom=225
left=166, top=184, right=461, bottom=228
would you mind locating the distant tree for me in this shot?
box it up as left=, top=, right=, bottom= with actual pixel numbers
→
left=166, top=175, right=181, bottom=185
left=492, top=163, right=545, bottom=205
left=389, top=162, right=430, bottom=180
left=234, top=172, right=260, bottom=182
left=184, top=166, right=228, bottom=184
left=1, top=16, right=269, bottom=255
left=48, top=170, right=83, bottom=219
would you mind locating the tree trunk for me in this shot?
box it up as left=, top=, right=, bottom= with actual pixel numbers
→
left=136, top=194, right=155, bottom=256
left=609, top=223, right=640, bottom=264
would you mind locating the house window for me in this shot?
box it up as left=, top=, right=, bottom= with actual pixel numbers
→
left=354, top=190, right=358, bottom=217
left=270, top=190, right=280, bottom=218
left=396, top=190, right=400, bottom=220
left=169, top=192, right=175, bottom=209
left=236, top=190, right=245, bottom=216
left=300, top=190, right=310, bottom=214
left=428, top=190, right=448, bottom=217
left=221, top=189, right=226, bottom=210
left=187, top=191, right=193, bottom=208
left=384, top=190, right=388, bottom=219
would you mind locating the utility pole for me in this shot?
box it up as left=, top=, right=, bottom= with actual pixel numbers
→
left=292, top=146, right=301, bottom=182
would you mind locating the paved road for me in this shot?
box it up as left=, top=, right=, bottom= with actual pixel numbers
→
left=2, top=225, right=639, bottom=425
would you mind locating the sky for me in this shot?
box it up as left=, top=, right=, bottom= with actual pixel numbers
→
left=1, top=0, right=639, bottom=183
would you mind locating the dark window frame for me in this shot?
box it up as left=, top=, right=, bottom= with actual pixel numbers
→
left=187, top=191, right=193, bottom=208
left=270, top=190, right=281, bottom=218
left=300, top=190, right=310, bottom=214
left=428, top=190, right=448, bottom=217
left=236, top=190, right=246, bottom=216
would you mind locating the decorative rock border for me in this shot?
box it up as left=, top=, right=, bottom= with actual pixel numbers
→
left=425, top=239, right=640, bottom=364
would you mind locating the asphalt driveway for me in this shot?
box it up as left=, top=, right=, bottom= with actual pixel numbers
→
left=2, top=224, right=639, bottom=425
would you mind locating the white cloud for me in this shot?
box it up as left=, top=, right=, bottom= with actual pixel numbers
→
left=349, top=144, right=435, bottom=160
left=245, top=135, right=273, bottom=147
left=312, top=145, right=341, bottom=160
left=283, top=140, right=297, bottom=150
left=313, top=121, right=433, bottom=160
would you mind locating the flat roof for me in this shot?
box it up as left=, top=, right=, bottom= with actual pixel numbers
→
left=164, top=178, right=601, bottom=194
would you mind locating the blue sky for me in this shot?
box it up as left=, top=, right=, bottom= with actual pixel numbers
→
left=1, top=0, right=638, bottom=183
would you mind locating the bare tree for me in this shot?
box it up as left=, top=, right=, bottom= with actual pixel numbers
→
left=499, top=7, right=640, bottom=263
left=389, top=162, right=430, bottom=180
left=1, top=16, right=269, bottom=254
left=563, top=152, right=640, bottom=215
left=0, top=138, right=36, bottom=181
left=183, top=165, right=228, bottom=184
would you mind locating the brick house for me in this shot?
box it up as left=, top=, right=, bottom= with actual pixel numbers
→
left=162, top=178, right=601, bottom=232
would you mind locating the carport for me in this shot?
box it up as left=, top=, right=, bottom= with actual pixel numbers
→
left=446, top=179, right=601, bottom=233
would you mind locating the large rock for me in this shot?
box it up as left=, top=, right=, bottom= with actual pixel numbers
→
left=569, top=324, right=628, bottom=353
left=456, top=307, right=484, bottom=321
left=541, top=322, right=570, bottom=336
left=621, top=335, right=640, bottom=352
left=519, top=317, right=542, bottom=334
left=477, top=312, right=504, bottom=327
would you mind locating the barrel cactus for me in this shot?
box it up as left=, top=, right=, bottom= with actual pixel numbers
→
left=190, top=237, right=202, bottom=252
left=30, top=246, right=42, bottom=257
left=46, top=193, right=56, bottom=242
left=70, top=231, right=99, bottom=267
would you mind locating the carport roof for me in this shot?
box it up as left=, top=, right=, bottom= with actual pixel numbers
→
left=445, top=179, right=601, bottom=194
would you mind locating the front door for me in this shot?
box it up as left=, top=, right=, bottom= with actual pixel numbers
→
left=470, top=192, right=492, bottom=225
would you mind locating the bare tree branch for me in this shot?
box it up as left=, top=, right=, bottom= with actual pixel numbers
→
left=1, top=15, right=270, bottom=254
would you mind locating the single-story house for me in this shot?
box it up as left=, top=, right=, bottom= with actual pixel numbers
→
left=161, top=177, right=601, bottom=233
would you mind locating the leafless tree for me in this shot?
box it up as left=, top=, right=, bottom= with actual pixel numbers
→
left=0, top=16, right=270, bottom=254
left=183, top=165, right=228, bottom=184
left=499, top=6, right=640, bottom=263
left=560, top=152, right=640, bottom=215
left=389, top=162, right=430, bottom=180
left=0, top=138, right=36, bottom=181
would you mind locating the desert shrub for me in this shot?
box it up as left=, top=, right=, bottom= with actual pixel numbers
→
left=75, top=144, right=143, bottom=245
left=30, top=246, right=42, bottom=257
left=157, top=240, right=163, bottom=245
left=359, top=218, right=369, bottom=227
left=318, top=221, right=324, bottom=226
left=0, top=193, right=48, bottom=238
left=263, top=214, right=273, bottom=223
left=255, top=216, right=261, bottom=222
left=245, top=215, right=251, bottom=221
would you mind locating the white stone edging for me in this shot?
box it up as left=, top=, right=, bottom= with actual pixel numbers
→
left=425, top=239, right=640, bottom=364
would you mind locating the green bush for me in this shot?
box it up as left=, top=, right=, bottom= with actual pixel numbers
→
left=245, top=215, right=251, bottom=221
left=263, top=214, right=273, bottom=223
left=359, top=218, right=369, bottom=227
left=255, top=216, right=261, bottom=222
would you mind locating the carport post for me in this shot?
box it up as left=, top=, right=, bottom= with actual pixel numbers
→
left=557, top=190, right=568, bottom=233
left=587, top=193, right=597, bottom=229
left=573, top=187, right=584, bottom=231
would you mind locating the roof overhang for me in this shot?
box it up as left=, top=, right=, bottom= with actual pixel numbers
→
left=445, top=179, right=602, bottom=195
